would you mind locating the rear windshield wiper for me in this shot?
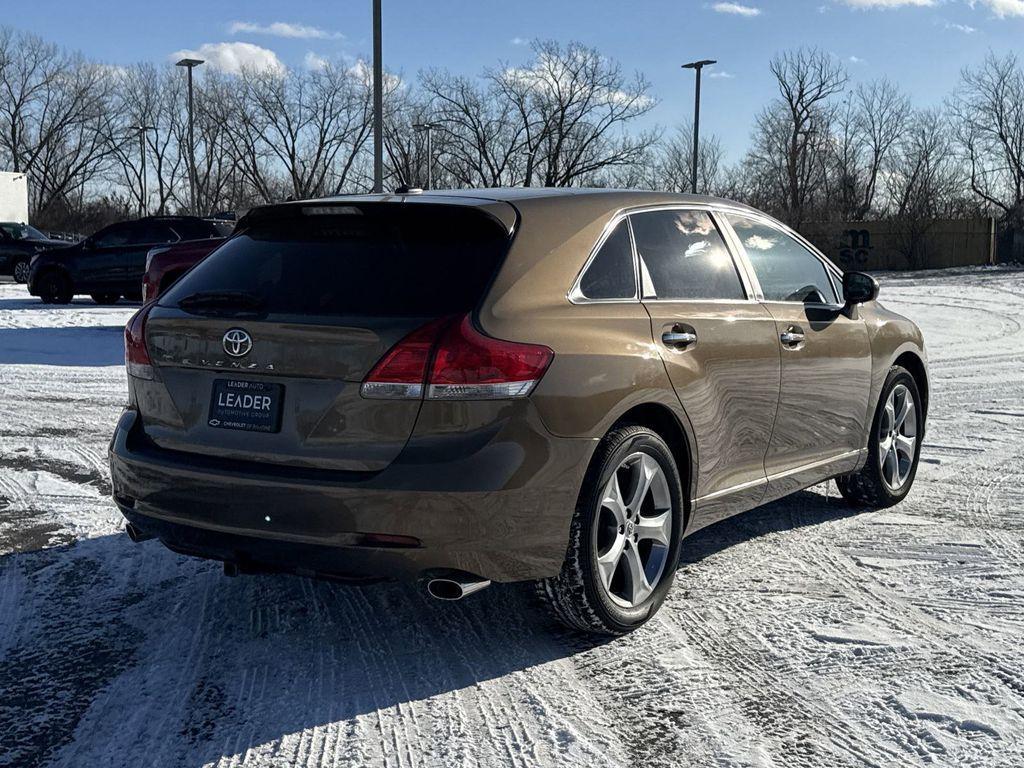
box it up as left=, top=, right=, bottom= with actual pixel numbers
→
left=176, top=290, right=266, bottom=316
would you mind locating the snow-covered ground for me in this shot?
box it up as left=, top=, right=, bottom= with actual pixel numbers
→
left=1, top=269, right=1023, bottom=768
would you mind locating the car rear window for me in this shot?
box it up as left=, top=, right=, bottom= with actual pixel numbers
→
left=160, top=203, right=511, bottom=318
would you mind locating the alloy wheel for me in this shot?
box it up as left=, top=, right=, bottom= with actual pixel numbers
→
left=13, top=260, right=29, bottom=283
left=878, top=383, right=917, bottom=491
left=592, top=452, right=673, bottom=608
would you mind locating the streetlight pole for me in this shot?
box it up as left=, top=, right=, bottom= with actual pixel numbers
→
left=681, top=59, right=716, bottom=195
left=412, top=122, right=440, bottom=189
left=176, top=57, right=204, bottom=215
left=128, top=125, right=155, bottom=217
left=372, top=0, right=384, bottom=193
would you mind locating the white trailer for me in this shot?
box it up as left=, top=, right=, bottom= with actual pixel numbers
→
left=0, top=172, right=29, bottom=223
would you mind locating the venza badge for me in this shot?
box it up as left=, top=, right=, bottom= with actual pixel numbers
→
left=222, top=328, right=253, bottom=358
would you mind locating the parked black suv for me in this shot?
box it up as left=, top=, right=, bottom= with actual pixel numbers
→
left=0, top=222, right=65, bottom=283
left=28, top=216, right=232, bottom=304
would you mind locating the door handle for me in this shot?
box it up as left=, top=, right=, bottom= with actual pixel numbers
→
left=780, top=327, right=805, bottom=346
left=662, top=330, right=697, bottom=347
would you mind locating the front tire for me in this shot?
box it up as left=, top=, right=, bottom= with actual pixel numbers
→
left=837, top=365, right=923, bottom=508
left=538, top=425, right=684, bottom=635
left=90, top=293, right=121, bottom=305
left=37, top=270, right=74, bottom=304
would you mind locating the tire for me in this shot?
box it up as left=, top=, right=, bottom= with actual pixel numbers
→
left=836, top=365, right=923, bottom=508
left=37, top=270, right=74, bottom=304
left=12, top=259, right=30, bottom=284
left=90, top=293, right=121, bottom=305
left=537, top=425, right=685, bottom=635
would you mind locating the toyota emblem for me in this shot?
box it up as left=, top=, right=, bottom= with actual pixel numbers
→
left=222, top=328, right=252, bottom=358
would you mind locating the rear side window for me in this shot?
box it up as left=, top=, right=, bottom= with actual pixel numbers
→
left=136, top=222, right=179, bottom=244
left=630, top=210, right=745, bottom=301
left=160, top=204, right=511, bottom=318
left=726, top=214, right=838, bottom=304
left=577, top=220, right=636, bottom=300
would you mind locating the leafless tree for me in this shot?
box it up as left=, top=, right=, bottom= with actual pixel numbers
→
left=745, top=48, right=848, bottom=225
left=951, top=52, right=1024, bottom=227
left=884, top=109, right=963, bottom=267
left=655, top=124, right=724, bottom=194
left=0, top=28, right=117, bottom=223
left=493, top=41, right=658, bottom=187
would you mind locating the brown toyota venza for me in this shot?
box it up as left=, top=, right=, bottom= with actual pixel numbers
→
left=109, top=189, right=928, bottom=634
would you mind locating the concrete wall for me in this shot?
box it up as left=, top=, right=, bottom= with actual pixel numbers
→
left=800, top=218, right=996, bottom=272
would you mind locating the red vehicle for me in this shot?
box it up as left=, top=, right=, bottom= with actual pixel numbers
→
left=143, top=238, right=226, bottom=303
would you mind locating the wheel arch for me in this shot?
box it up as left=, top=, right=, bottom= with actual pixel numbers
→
left=609, top=402, right=695, bottom=530
left=893, top=350, right=929, bottom=425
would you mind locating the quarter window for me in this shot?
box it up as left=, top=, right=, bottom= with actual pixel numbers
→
left=630, top=210, right=745, bottom=301
left=577, top=220, right=637, bottom=300
left=726, top=215, right=838, bottom=304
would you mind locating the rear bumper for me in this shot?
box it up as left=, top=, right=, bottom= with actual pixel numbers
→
left=109, top=407, right=595, bottom=583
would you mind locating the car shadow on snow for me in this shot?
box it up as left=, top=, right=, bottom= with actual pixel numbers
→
left=0, top=489, right=852, bottom=766
left=0, top=326, right=126, bottom=366
left=681, top=487, right=860, bottom=565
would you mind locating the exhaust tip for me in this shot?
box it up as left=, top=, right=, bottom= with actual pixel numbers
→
left=426, top=579, right=465, bottom=601
left=425, top=575, right=491, bottom=601
left=125, top=522, right=154, bottom=543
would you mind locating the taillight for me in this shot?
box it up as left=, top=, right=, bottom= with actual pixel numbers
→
left=361, top=314, right=553, bottom=401
left=125, top=304, right=155, bottom=380
left=360, top=317, right=453, bottom=399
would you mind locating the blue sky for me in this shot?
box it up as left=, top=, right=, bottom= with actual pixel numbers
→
left=10, top=0, right=1024, bottom=161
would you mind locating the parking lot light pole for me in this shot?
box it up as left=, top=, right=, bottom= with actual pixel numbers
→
left=176, top=58, right=204, bottom=215
left=128, top=125, right=155, bottom=217
left=372, top=0, right=383, bottom=193
left=682, top=59, right=716, bottom=195
left=412, top=122, right=441, bottom=189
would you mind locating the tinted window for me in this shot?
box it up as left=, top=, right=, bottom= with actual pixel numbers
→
left=92, top=224, right=134, bottom=248
left=630, top=210, right=744, bottom=301
left=161, top=204, right=510, bottom=318
left=578, top=220, right=636, bottom=300
left=135, top=222, right=179, bottom=244
left=727, top=215, right=838, bottom=304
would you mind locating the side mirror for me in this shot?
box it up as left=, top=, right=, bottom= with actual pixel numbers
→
left=843, top=271, right=879, bottom=306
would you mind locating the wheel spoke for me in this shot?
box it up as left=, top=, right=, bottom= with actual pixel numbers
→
left=883, top=445, right=899, bottom=486
left=626, top=454, right=659, bottom=513
left=622, top=544, right=653, bottom=605
left=601, top=473, right=628, bottom=526
left=884, top=397, right=896, bottom=433
left=636, top=510, right=671, bottom=546
left=597, top=535, right=625, bottom=591
left=894, top=391, right=912, bottom=430
left=894, top=434, right=915, bottom=461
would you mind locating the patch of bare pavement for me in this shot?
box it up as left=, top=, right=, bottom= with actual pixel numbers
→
left=1, top=269, right=1023, bottom=767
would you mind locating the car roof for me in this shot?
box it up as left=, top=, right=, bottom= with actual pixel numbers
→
left=297, top=187, right=759, bottom=211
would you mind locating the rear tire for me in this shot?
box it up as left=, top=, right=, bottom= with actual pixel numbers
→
left=90, top=293, right=121, bottom=305
left=538, top=425, right=684, bottom=635
left=836, top=365, right=923, bottom=508
left=37, top=270, right=74, bottom=304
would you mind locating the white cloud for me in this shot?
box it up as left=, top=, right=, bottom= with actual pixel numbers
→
left=170, top=42, right=285, bottom=75
left=709, top=70, right=736, bottom=78
left=838, top=0, right=934, bottom=7
left=228, top=21, right=342, bottom=39
left=510, top=37, right=529, bottom=46
left=849, top=55, right=867, bottom=63
left=304, top=51, right=329, bottom=70
left=973, top=0, right=1024, bottom=17
left=944, top=20, right=978, bottom=32
left=711, top=2, right=762, bottom=15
